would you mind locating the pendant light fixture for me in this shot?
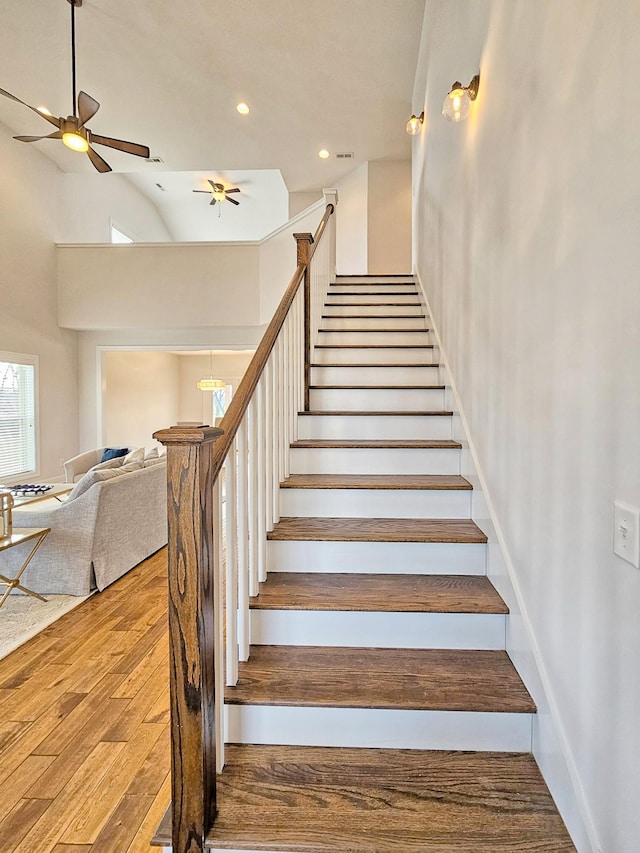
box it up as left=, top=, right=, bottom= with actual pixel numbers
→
left=196, top=351, right=225, bottom=391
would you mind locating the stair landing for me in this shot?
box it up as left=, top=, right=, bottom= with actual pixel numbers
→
left=154, top=744, right=575, bottom=852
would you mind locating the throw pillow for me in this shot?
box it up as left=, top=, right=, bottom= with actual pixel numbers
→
left=101, top=447, right=128, bottom=463
left=120, top=461, right=145, bottom=474
left=68, top=467, right=122, bottom=501
left=144, top=447, right=159, bottom=460
left=122, top=447, right=144, bottom=465
left=91, top=457, right=125, bottom=473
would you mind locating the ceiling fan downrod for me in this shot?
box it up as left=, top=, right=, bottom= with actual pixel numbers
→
left=67, top=0, right=83, bottom=119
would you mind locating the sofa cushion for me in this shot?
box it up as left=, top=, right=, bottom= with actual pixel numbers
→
left=122, top=447, right=145, bottom=465
left=68, top=467, right=123, bottom=501
left=144, top=447, right=159, bottom=460
left=143, top=456, right=166, bottom=468
left=101, top=447, right=129, bottom=463
left=120, top=461, right=145, bottom=474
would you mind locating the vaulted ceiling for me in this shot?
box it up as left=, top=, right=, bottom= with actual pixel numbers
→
left=0, top=0, right=425, bottom=193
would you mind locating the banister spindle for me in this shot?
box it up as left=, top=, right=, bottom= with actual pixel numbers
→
left=153, top=423, right=224, bottom=853
left=294, top=231, right=313, bottom=411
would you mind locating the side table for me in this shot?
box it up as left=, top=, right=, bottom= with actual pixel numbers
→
left=0, top=528, right=50, bottom=610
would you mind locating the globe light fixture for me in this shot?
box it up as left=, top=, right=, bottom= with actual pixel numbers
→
left=406, top=112, right=424, bottom=135
left=442, top=74, right=480, bottom=123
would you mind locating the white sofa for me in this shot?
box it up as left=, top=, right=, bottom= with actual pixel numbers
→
left=2, top=457, right=167, bottom=596
left=64, top=446, right=137, bottom=483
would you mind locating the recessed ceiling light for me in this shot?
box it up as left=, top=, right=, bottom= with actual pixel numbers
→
left=236, top=102, right=250, bottom=115
left=319, top=149, right=330, bottom=159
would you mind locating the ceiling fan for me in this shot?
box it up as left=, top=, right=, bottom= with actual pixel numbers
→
left=193, top=181, right=241, bottom=206
left=0, top=0, right=149, bottom=173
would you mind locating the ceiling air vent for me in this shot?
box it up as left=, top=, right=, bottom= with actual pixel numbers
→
left=145, top=156, right=164, bottom=163
left=336, top=152, right=354, bottom=160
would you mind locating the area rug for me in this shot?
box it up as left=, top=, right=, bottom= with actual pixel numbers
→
left=0, top=592, right=90, bottom=661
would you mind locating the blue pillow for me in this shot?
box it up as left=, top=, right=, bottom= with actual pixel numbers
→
left=101, top=447, right=128, bottom=463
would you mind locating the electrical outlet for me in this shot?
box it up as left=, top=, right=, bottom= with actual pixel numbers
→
left=613, top=501, right=640, bottom=569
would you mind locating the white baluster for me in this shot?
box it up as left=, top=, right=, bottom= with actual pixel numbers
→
left=213, top=475, right=225, bottom=770
left=224, top=445, right=238, bottom=686
left=265, top=358, right=273, bottom=532
left=236, top=418, right=250, bottom=661
left=247, top=396, right=259, bottom=598
left=257, top=375, right=267, bottom=583
left=272, top=343, right=280, bottom=525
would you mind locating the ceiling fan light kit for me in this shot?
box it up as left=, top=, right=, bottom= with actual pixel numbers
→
left=193, top=180, right=241, bottom=207
left=0, top=0, right=150, bottom=172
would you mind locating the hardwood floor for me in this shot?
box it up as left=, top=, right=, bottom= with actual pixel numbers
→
left=0, top=549, right=170, bottom=853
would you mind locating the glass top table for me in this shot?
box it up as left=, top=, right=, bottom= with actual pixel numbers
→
left=9, top=484, right=73, bottom=508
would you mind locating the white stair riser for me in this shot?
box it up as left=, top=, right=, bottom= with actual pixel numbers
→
left=313, top=347, right=437, bottom=365
left=309, top=387, right=444, bottom=411
left=310, top=365, right=440, bottom=385
left=330, top=284, right=418, bottom=294
left=297, top=414, right=451, bottom=440
left=327, top=294, right=421, bottom=305
left=225, top=705, right=532, bottom=752
left=250, top=610, right=506, bottom=650
left=279, top=487, right=470, bottom=518
left=318, top=330, right=432, bottom=346
left=289, top=447, right=460, bottom=475
left=321, top=316, right=428, bottom=330
left=267, top=540, right=486, bottom=574
left=324, top=304, right=424, bottom=316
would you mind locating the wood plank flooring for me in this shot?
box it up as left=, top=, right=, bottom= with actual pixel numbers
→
left=290, top=438, right=461, bottom=449
left=164, top=744, right=573, bottom=852
left=0, top=549, right=170, bottom=853
left=267, top=516, right=488, bottom=543
left=250, top=573, right=509, bottom=614
left=226, top=646, right=536, bottom=713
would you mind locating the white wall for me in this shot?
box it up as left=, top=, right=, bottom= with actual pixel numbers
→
left=60, top=173, right=173, bottom=243
left=103, top=351, right=180, bottom=450
left=367, top=160, right=412, bottom=274
left=412, top=3, right=640, bottom=852
left=0, top=120, right=78, bottom=481
left=335, top=163, right=368, bottom=274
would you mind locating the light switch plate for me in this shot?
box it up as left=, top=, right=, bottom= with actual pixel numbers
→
left=613, top=501, right=640, bottom=569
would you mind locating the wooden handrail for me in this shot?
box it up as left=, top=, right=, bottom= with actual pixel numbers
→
left=210, top=202, right=334, bottom=474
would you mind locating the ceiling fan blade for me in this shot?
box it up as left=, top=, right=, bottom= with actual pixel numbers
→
left=87, top=145, right=112, bottom=173
left=210, top=198, right=217, bottom=206
left=0, top=86, right=60, bottom=127
left=89, top=134, right=150, bottom=159
left=226, top=197, right=240, bottom=206
left=192, top=190, right=211, bottom=194
left=14, top=131, right=63, bottom=143
left=77, top=91, right=100, bottom=128
left=208, top=180, right=218, bottom=190
left=225, top=188, right=241, bottom=193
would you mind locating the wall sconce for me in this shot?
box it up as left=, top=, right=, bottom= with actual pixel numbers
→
left=442, top=74, right=480, bottom=122
left=406, top=112, right=424, bottom=135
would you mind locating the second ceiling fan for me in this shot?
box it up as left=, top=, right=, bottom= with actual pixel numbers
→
left=193, top=181, right=241, bottom=206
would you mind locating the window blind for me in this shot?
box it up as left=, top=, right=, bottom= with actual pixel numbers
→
left=0, top=358, right=36, bottom=479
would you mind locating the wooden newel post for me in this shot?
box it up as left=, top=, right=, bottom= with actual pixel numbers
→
left=294, top=231, right=314, bottom=411
left=153, top=422, right=224, bottom=853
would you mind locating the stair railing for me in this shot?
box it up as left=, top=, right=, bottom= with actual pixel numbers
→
left=154, top=194, right=336, bottom=853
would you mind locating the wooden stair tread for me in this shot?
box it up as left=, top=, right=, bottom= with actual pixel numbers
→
left=225, top=646, right=535, bottom=713
left=251, top=573, right=508, bottom=614
left=154, top=746, right=574, bottom=851
left=291, top=438, right=461, bottom=449
left=328, top=291, right=418, bottom=296
left=267, top=517, right=487, bottom=543
left=298, top=410, right=453, bottom=416
left=310, top=362, right=440, bottom=367
left=309, top=384, right=444, bottom=390
left=315, top=344, right=435, bottom=349
left=325, top=301, right=422, bottom=306
left=319, top=328, right=430, bottom=333
left=323, top=313, right=424, bottom=318
left=281, top=474, right=471, bottom=490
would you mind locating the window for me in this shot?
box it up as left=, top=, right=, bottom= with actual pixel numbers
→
left=110, top=224, right=134, bottom=244
left=0, top=353, right=37, bottom=480
left=212, top=385, right=233, bottom=420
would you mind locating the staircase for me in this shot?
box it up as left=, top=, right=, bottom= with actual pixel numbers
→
left=155, top=274, right=575, bottom=851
